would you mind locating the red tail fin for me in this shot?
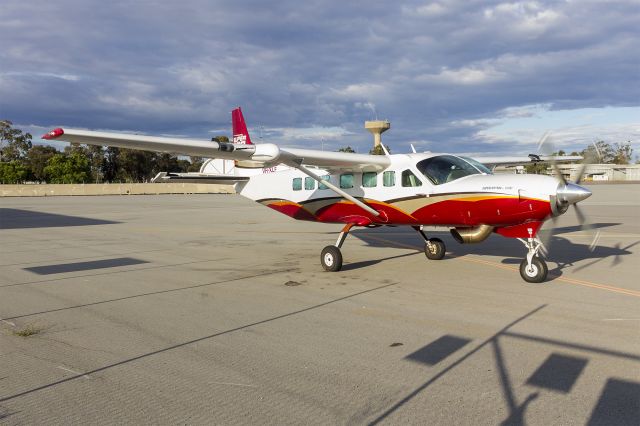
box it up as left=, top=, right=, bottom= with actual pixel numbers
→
left=231, top=107, right=252, bottom=145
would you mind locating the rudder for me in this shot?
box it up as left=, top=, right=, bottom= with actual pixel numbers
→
left=232, top=107, right=253, bottom=145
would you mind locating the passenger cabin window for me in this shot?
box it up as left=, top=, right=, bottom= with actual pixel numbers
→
left=383, top=171, right=396, bottom=187
left=319, top=175, right=330, bottom=190
left=292, top=177, right=302, bottom=191
left=362, top=172, right=377, bottom=188
left=304, top=177, right=315, bottom=190
left=402, top=169, right=422, bottom=187
left=416, top=155, right=486, bottom=185
left=340, top=173, right=354, bottom=189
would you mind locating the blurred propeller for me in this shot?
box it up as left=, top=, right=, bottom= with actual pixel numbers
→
left=537, top=133, right=600, bottom=253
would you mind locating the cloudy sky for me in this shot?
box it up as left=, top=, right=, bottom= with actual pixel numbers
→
left=1, top=0, right=639, bottom=156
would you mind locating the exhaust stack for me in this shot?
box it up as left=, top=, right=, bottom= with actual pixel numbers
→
left=450, top=225, right=494, bottom=244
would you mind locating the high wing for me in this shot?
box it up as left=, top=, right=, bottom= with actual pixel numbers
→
left=42, top=128, right=390, bottom=172
left=473, top=154, right=583, bottom=168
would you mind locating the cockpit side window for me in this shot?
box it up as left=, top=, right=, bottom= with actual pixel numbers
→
left=459, top=156, right=493, bottom=175
left=416, top=155, right=483, bottom=185
left=401, top=169, right=422, bottom=187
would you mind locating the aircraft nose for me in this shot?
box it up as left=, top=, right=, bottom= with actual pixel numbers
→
left=557, top=182, right=592, bottom=205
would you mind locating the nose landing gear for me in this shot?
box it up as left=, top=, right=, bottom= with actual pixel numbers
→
left=518, top=237, right=548, bottom=283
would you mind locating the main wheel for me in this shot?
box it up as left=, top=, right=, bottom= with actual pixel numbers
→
left=519, top=257, right=548, bottom=283
left=424, top=238, right=445, bottom=260
left=321, top=245, right=343, bottom=272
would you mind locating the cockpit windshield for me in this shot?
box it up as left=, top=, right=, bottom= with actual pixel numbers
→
left=416, top=155, right=491, bottom=185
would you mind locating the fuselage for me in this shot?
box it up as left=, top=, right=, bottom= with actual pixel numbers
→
left=237, top=153, right=560, bottom=229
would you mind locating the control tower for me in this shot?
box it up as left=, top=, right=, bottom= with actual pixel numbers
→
left=365, top=120, right=390, bottom=148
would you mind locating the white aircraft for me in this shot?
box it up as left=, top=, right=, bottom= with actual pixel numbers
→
left=43, top=108, right=592, bottom=282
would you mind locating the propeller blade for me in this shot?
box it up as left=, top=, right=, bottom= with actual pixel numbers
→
left=573, top=162, right=587, bottom=185
left=538, top=216, right=558, bottom=254
left=574, top=203, right=586, bottom=224
left=552, top=162, right=568, bottom=185
left=574, top=204, right=600, bottom=252
left=536, top=131, right=552, bottom=152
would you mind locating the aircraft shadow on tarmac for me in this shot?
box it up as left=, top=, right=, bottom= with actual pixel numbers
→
left=352, top=223, right=636, bottom=279
left=0, top=208, right=118, bottom=230
left=1, top=289, right=638, bottom=424
left=371, top=305, right=640, bottom=426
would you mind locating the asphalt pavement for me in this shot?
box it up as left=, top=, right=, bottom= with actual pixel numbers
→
left=0, top=185, right=638, bottom=424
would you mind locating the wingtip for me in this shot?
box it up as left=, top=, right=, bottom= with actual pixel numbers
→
left=42, top=128, right=64, bottom=140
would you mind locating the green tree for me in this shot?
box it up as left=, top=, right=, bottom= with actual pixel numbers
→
left=0, top=161, right=29, bottom=183
left=102, top=147, right=120, bottom=182
left=27, top=145, right=58, bottom=182
left=44, top=152, right=91, bottom=183
left=369, top=145, right=390, bottom=155
left=524, top=162, right=547, bottom=174
left=154, top=153, right=181, bottom=174
left=0, top=120, right=32, bottom=162
left=612, top=142, right=633, bottom=164
left=187, top=156, right=204, bottom=172
left=212, top=135, right=229, bottom=143
left=338, top=146, right=355, bottom=153
left=116, top=149, right=156, bottom=182
left=582, top=141, right=614, bottom=163
left=86, top=145, right=105, bottom=182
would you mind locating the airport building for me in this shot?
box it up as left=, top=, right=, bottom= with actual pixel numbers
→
left=496, top=163, right=640, bottom=182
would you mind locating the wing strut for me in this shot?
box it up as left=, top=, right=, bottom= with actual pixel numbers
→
left=286, top=161, right=380, bottom=217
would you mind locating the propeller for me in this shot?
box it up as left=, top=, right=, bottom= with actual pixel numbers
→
left=537, top=134, right=600, bottom=253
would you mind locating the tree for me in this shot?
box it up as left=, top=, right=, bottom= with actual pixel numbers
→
left=369, top=145, right=390, bottom=155
left=154, top=153, right=181, bottom=174
left=27, top=145, right=58, bottom=182
left=612, top=142, right=633, bottom=165
left=1, top=120, right=32, bottom=162
left=524, top=162, right=547, bottom=174
left=86, top=145, right=105, bottom=182
left=116, top=149, right=157, bottom=182
left=44, top=152, right=91, bottom=183
left=338, top=146, right=355, bottom=153
left=582, top=141, right=614, bottom=163
left=187, top=156, right=204, bottom=172
left=0, top=161, right=29, bottom=183
left=102, top=147, right=120, bottom=182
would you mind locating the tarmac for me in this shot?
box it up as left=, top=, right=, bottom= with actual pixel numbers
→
left=0, top=184, right=638, bottom=425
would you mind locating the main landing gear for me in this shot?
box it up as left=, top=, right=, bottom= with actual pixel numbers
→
left=518, top=237, right=548, bottom=283
left=413, top=226, right=446, bottom=260
left=321, top=224, right=448, bottom=272
left=321, top=224, right=353, bottom=272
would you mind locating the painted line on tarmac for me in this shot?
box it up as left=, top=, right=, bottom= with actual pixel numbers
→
left=56, top=366, right=90, bottom=379
left=362, top=234, right=640, bottom=298
left=208, top=381, right=257, bottom=388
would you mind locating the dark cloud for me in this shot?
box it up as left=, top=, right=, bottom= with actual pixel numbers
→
left=1, top=0, right=638, bottom=154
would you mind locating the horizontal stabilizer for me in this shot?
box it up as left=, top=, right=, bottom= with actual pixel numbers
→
left=152, top=172, right=249, bottom=184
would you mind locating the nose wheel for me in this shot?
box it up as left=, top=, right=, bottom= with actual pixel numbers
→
left=518, top=237, right=548, bottom=283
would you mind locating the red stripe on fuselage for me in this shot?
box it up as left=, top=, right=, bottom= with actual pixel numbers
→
left=263, top=196, right=552, bottom=227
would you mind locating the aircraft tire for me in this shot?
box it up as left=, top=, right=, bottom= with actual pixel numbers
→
left=321, top=245, right=343, bottom=272
left=424, top=238, right=445, bottom=260
left=519, top=257, right=548, bottom=283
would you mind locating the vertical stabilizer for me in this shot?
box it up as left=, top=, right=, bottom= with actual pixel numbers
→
left=232, top=107, right=253, bottom=145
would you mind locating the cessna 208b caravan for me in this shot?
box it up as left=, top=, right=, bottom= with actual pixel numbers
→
left=43, top=107, right=591, bottom=283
